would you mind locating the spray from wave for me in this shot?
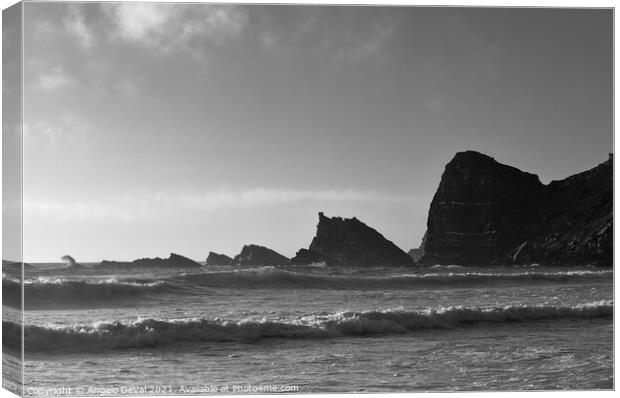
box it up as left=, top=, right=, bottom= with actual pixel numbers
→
left=7, top=301, right=612, bottom=352
left=61, top=255, right=77, bottom=267
left=170, top=268, right=613, bottom=290
left=2, top=277, right=172, bottom=309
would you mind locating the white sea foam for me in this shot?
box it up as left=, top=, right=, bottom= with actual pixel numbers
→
left=8, top=301, right=612, bottom=352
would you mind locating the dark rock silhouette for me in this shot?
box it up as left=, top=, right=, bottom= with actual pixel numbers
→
left=291, top=212, right=414, bottom=267
left=422, top=151, right=612, bottom=266
left=408, top=248, right=423, bottom=262
left=233, top=244, right=289, bottom=266
left=61, top=255, right=85, bottom=270
left=98, top=253, right=200, bottom=269
left=515, top=154, right=613, bottom=266
left=289, top=248, right=326, bottom=265
left=408, top=232, right=427, bottom=262
left=206, top=251, right=234, bottom=266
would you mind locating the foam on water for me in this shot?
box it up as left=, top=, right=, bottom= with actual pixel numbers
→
left=7, top=300, right=612, bottom=352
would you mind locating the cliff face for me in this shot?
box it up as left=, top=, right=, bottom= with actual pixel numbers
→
left=206, top=252, right=234, bottom=266
left=233, top=245, right=289, bottom=266
left=517, top=158, right=613, bottom=265
left=422, top=151, right=612, bottom=266
left=291, top=213, right=413, bottom=267
left=99, top=253, right=200, bottom=269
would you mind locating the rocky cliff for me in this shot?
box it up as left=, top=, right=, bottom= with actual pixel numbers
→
left=206, top=252, right=234, bottom=266
left=291, top=212, right=414, bottom=267
left=233, top=244, right=289, bottom=266
left=422, top=151, right=612, bottom=266
left=514, top=157, right=613, bottom=265
left=98, top=253, right=201, bottom=269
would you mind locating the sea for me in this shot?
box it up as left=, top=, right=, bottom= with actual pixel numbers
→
left=1, top=262, right=614, bottom=394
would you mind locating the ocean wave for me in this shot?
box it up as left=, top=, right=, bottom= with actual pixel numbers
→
left=2, top=278, right=172, bottom=308
left=7, top=301, right=612, bottom=352
left=2, top=268, right=611, bottom=308
left=172, top=268, right=613, bottom=290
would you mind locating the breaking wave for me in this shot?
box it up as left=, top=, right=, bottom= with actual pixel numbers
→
left=2, top=277, right=173, bottom=308
left=7, top=301, right=612, bottom=352
left=171, top=268, right=613, bottom=290
left=2, top=268, right=611, bottom=308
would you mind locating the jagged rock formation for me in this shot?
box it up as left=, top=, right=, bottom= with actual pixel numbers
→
left=290, top=213, right=414, bottom=267
left=98, top=253, right=200, bottom=269
left=233, top=244, right=289, bottom=266
left=422, top=151, right=613, bottom=266
left=514, top=156, right=613, bottom=265
left=408, top=248, right=423, bottom=262
left=206, top=251, right=234, bottom=266
left=289, top=248, right=326, bottom=265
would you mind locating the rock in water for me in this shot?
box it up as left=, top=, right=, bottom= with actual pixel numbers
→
left=422, top=151, right=612, bottom=266
left=206, top=251, right=234, bottom=266
left=61, top=254, right=85, bottom=271
left=98, top=253, right=200, bottom=269
left=233, top=244, right=289, bottom=266
left=289, top=248, right=326, bottom=265
left=291, top=212, right=414, bottom=267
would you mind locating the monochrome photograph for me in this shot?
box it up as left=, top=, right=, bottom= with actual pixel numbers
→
left=1, top=1, right=614, bottom=395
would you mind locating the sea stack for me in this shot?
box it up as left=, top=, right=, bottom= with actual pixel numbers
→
left=206, top=251, right=234, bottom=266
left=421, top=151, right=612, bottom=266
left=233, top=244, right=289, bottom=266
left=290, top=212, right=414, bottom=267
left=62, top=255, right=85, bottom=271
left=98, top=252, right=201, bottom=269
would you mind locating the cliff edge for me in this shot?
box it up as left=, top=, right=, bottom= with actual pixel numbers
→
left=421, top=151, right=612, bottom=266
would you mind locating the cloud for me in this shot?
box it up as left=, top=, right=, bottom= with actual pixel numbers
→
left=24, top=200, right=133, bottom=222
left=339, top=20, right=395, bottom=61
left=37, top=66, right=74, bottom=91
left=102, top=3, right=248, bottom=57
left=23, top=113, right=91, bottom=148
left=33, top=18, right=56, bottom=39
left=64, top=4, right=95, bottom=49
left=257, top=8, right=320, bottom=51
left=172, top=188, right=414, bottom=210
left=24, top=188, right=415, bottom=222
left=106, top=2, right=169, bottom=43
left=255, top=9, right=395, bottom=62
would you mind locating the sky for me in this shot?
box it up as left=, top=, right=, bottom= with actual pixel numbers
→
left=8, top=2, right=613, bottom=262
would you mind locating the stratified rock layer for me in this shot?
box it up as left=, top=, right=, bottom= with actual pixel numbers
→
left=291, top=213, right=414, bottom=267
left=233, top=245, right=289, bottom=266
left=206, top=252, right=234, bottom=266
left=98, top=253, right=201, bottom=269
left=422, top=151, right=612, bottom=266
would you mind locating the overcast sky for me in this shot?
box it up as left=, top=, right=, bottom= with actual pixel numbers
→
left=15, top=2, right=612, bottom=262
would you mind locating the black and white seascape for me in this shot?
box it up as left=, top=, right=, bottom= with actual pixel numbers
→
left=1, top=2, right=613, bottom=394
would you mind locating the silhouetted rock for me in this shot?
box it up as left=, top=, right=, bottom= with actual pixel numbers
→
left=407, top=232, right=427, bottom=262
left=98, top=253, right=200, bottom=269
left=408, top=248, right=423, bottom=262
left=289, top=248, right=326, bottom=265
left=206, top=251, right=234, bottom=266
left=61, top=255, right=85, bottom=271
left=292, top=212, right=414, bottom=267
left=515, top=155, right=613, bottom=266
left=233, top=245, right=289, bottom=266
left=421, top=151, right=612, bottom=266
